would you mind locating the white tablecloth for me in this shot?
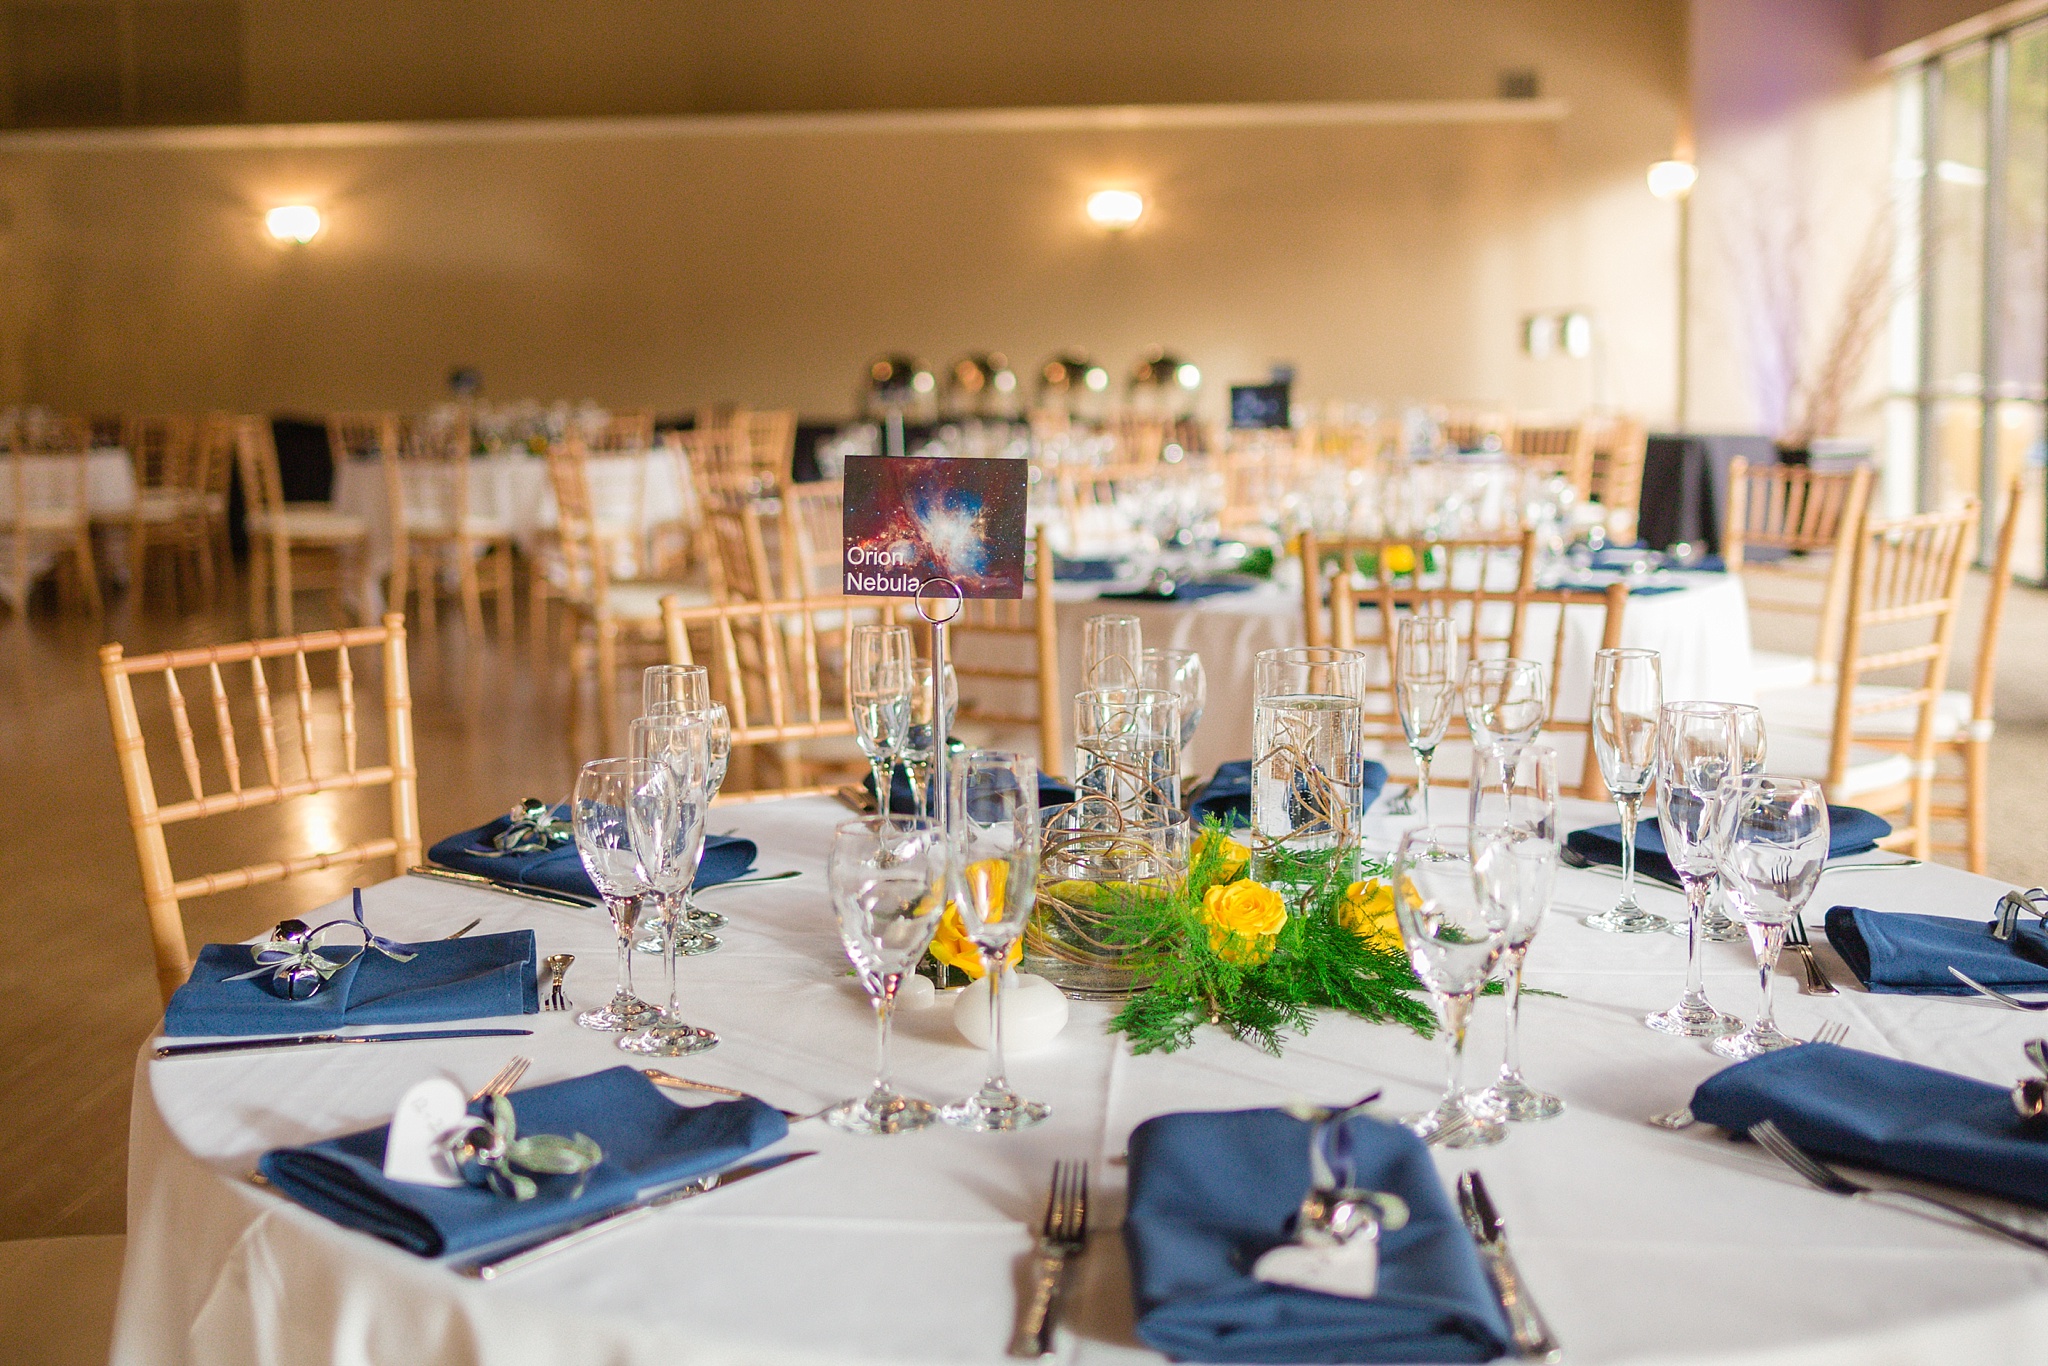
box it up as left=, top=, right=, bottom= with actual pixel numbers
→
left=114, top=795, right=2048, bottom=1365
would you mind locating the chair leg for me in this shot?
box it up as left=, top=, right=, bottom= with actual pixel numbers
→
left=128, top=521, right=150, bottom=606
left=1966, top=740, right=1989, bottom=875
left=458, top=541, right=483, bottom=637
left=249, top=541, right=269, bottom=633
left=596, top=617, right=620, bottom=755
left=494, top=543, right=515, bottom=637
left=193, top=519, right=216, bottom=607
left=272, top=540, right=295, bottom=634
left=415, top=550, right=437, bottom=635
left=74, top=528, right=104, bottom=617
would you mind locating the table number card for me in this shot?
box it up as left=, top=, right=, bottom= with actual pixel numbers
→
left=841, top=455, right=1028, bottom=599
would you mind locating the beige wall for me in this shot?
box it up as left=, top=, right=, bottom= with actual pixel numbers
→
left=0, top=1, right=1687, bottom=421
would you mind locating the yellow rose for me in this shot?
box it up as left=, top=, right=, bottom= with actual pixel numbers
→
left=1195, top=828, right=1252, bottom=883
left=1200, top=880, right=1287, bottom=965
left=928, top=859, right=1023, bottom=980
left=1385, top=544, right=1416, bottom=575
left=1337, top=878, right=1406, bottom=955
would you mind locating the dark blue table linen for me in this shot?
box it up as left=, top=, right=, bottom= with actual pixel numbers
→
left=1125, top=1107, right=1510, bottom=1363
left=1822, top=905, right=2048, bottom=995
left=1052, top=556, right=1123, bottom=583
left=162, top=931, right=539, bottom=1036
left=1190, top=760, right=1389, bottom=830
left=1689, top=1042, right=2048, bottom=1210
left=428, top=808, right=757, bottom=898
left=258, top=1066, right=790, bottom=1256
left=1100, top=581, right=1257, bottom=603
left=864, top=769, right=1075, bottom=816
left=1565, top=806, right=1890, bottom=889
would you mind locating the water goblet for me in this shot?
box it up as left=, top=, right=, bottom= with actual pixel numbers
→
left=849, top=624, right=914, bottom=816
left=571, top=758, right=661, bottom=1032
left=1644, top=703, right=1743, bottom=1038
left=1467, top=750, right=1563, bottom=1123
left=1082, top=614, right=1143, bottom=688
left=939, top=751, right=1049, bottom=1131
left=643, top=663, right=709, bottom=716
left=902, top=660, right=958, bottom=817
left=1713, top=776, right=1829, bottom=1060
left=1585, top=648, right=1670, bottom=933
left=618, top=735, right=717, bottom=1056
left=824, top=816, right=949, bottom=1135
left=1461, top=658, right=1547, bottom=767
left=1395, top=616, right=1457, bottom=825
left=1392, top=825, right=1507, bottom=1147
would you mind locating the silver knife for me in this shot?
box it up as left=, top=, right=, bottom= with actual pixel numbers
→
left=153, top=1027, right=534, bottom=1059
left=408, top=864, right=599, bottom=909
left=453, top=1150, right=817, bottom=1279
left=1457, top=1170, right=1561, bottom=1362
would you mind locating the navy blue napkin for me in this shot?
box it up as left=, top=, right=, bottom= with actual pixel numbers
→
left=258, top=1066, right=790, bottom=1256
left=865, top=768, right=1074, bottom=815
left=1689, top=1042, right=2048, bottom=1210
left=162, top=931, right=539, bottom=1036
left=1125, top=1107, right=1510, bottom=1363
left=1565, top=806, right=1890, bottom=888
left=428, top=807, right=757, bottom=898
left=1100, top=581, right=1257, bottom=603
left=1190, top=760, right=1390, bottom=830
left=1822, top=905, right=2048, bottom=996
left=1052, top=555, right=1123, bottom=583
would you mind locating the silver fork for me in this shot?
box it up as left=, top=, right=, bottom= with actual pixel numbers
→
left=1783, top=918, right=1839, bottom=995
left=1011, top=1160, right=1089, bottom=1357
left=1649, top=1023, right=1850, bottom=1129
left=543, top=954, right=574, bottom=1012
left=1948, top=967, right=2048, bottom=1012
left=468, top=1055, right=530, bottom=1103
left=1748, top=1119, right=2048, bottom=1254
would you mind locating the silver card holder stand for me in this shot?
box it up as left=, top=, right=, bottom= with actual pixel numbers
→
left=917, top=577, right=964, bottom=839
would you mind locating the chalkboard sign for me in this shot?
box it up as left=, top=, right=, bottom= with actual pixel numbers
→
left=1230, top=382, right=1291, bottom=429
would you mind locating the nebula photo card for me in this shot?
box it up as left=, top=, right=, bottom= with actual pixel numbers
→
left=842, top=455, right=1028, bottom=599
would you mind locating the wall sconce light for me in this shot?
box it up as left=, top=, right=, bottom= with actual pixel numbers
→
left=1085, top=189, right=1144, bottom=229
left=1645, top=159, right=1698, bottom=201
left=1521, top=311, right=1594, bottom=359
left=266, top=205, right=322, bottom=244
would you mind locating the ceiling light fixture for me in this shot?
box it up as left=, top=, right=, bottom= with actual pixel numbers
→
left=266, top=205, right=322, bottom=244
left=1645, top=160, right=1698, bottom=202
left=1085, top=189, right=1144, bottom=229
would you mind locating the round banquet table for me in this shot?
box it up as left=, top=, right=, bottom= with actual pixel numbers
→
left=955, top=572, right=1757, bottom=776
left=113, top=794, right=2048, bottom=1366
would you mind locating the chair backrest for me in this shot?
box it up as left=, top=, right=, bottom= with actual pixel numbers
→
left=1512, top=419, right=1593, bottom=497
left=586, top=410, right=655, bottom=452
left=743, top=410, right=797, bottom=486
left=703, top=501, right=783, bottom=602
left=1587, top=414, right=1648, bottom=541
left=659, top=592, right=911, bottom=799
left=194, top=414, right=238, bottom=499
left=781, top=480, right=844, bottom=599
left=1440, top=409, right=1513, bottom=454
left=99, top=613, right=421, bottom=1004
left=682, top=422, right=771, bottom=508
left=14, top=410, right=90, bottom=453
left=1725, top=458, right=1874, bottom=673
left=1967, top=476, right=2024, bottom=726
left=952, top=525, right=1063, bottom=773
left=327, top=411, right=399, bottom=464
left=124, top=414, right=195, bottom=493
left=387, top=413, right=474, bottom=540
left=1, top=448, right=90, bottom=532
left=234, top=416, right=288, bottom=520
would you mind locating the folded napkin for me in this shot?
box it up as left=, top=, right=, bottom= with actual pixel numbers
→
left=1190, top=759, right=1390, bottom=830
left=1689, top=1042, right=2048, bottom=1210
left=1100, top=581, right=1257, bottom=603
left=1822, top=905, right=2048, bottom=996
left=162, top=930, right=538, bottom=1037
left=259, top=1065, right=790, bottom=1256
left=1125, top=1107, right=1510, bottom=1363
left=428, top=806, right=757, bottom=898
left=865, top=768, right=1075, bottom=815
left=1565, top=805, right=1890, bottom=888
left=1052, top=555, right=1123, bottom=583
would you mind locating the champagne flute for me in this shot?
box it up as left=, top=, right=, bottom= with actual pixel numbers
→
left=1714, top=776, right=1829, bottom=1060
left=1461, top=658, right=1547, bottom=767
left=1644, top=703, right=1743, bottom=1038
left=1692, top=702, right=1766, bottom=944
left=849, top=624, right=914, bottom=814
left=619, top=728, right=716, bottom=1056
left=824, top=816, right=949, bottom=1135
left=939, top=751, right=1049, bottom=1131
left=631, top=713, right=719, bottom=957
left=902, top=660, right=958, bottom=818
left=1395, top=616, right=1457, bottom=824
left=1392, top=825, right=1506, bottom=1147
left=644, top=663, right=709, bottom=716
left=1139, top=648, right=1207, bottom=771
left=638, top=689, right=732, bottom=941
left=571, top=758, right=661, bottom=1032
left=1468, top=746, right=1563, bottom=1122
left=1082, top=614, right=1142, bottom=688
left=1585, top=648, right=1670, bottom=934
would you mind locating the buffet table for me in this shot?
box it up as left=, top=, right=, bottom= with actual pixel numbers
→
left=112, top=795, right=2048, bottom=1365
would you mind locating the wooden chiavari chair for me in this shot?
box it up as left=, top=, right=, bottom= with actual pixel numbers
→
left=951, top=526, right=1062, bottom=774
left=781, top=480, right=845, bottom=600
left=239, top=417, right=368, bottom=633
left=1765, top=502, right=1979, bottom=860
left=660, top=592, right=912, bottom=799
left=1301, top=527, right=1623, bottom=797
left=384, top=412, right=515, bottom=637
left=118, top=414, right=207, bottom=607
left=0, top=411, right=103, bottom=616
left=1761, top=482, right=2016, bottom=871
left=1512, top=418, right=1594, bottom=498
left=99, top=613, right=420, bottom=1005
left=1587, top=414, right=1649, bottom=543
left=1724, top=458, right=1874, bottom=691
left=192, top=413, right=238, bottom=598
left=1439, top=409, right=1513, bottom=454
left=743, top=410, right=797, bottom=488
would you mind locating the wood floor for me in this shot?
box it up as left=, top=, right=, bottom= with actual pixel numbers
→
left=1, top=569, right=2044, bottom=1241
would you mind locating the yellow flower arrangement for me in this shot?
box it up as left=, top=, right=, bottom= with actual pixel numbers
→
left=1384, top=544, right=1416, bottom=575
left=1194, top=828, right=1252, bottom=884
left=1199, top=879, right=1287, bottom=965
left=1336, top=878, right=1408, bottom=955
left=928, top=859, right=1023, bottom=980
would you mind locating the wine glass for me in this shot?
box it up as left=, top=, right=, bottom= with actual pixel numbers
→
left=849, top=625, right=914, bottom=816
left=902, top=660, right=958, bottom=817
left=1644, top=703, right=1743, bottom=1038
left=939, top=751, right=1048, bottom=1131
left=1585, top=648, right=1670, bottom=934
left=1395, top=616, right=1458, bottom=824
left=1139, top=648, right=1207, bottom=769
left=570, top=758, right=660, bottom=1032
left=1461, top=658, right=1547, bottom=766
left=824, top=816, right=949, bottom=1135
left=1392, top=825, right=1506, bottom=1147
left=644, top=663, right=709, bottom=716
left=1714, top=776, right=1829, bottom=1060
left=637, top=693, right=732, bottom=941
left=1082, top=614, right=1142, bottom=688
left=1468, top=746, right=1563, bottom=1122
left=1692, top=703, right=1766, bottom=944
left=631, top=714, right=719, bottom=958
left=618, top=731, right=716, bottom=1056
